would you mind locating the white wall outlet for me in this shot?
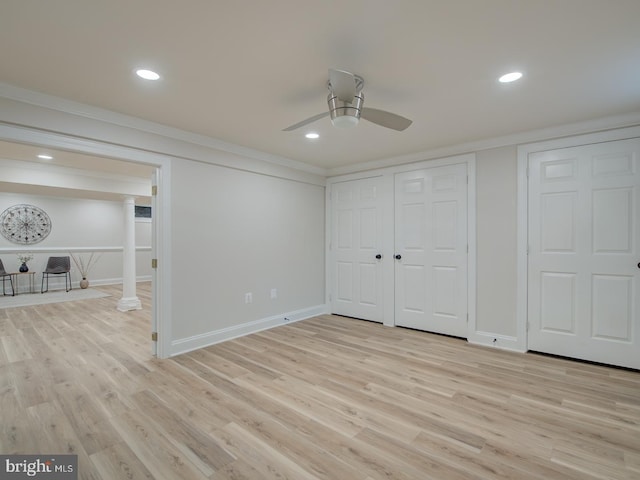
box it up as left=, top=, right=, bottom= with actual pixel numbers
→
left=270, top=288, right=277, bottom=299
left=244, top=292, right=252, bottom=304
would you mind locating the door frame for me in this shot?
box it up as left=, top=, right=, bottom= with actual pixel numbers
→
left=0, top=123, right=174, bottom=358
left=326, top=153, right=476, bottom=333
left=516, top=125, right=640, bottom=353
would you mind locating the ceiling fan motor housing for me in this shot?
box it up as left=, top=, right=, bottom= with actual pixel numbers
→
left=328, top=91, right=364, bottom=128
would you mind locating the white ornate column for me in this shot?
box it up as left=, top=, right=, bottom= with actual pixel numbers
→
left=117, top=196, right=142, bottom=312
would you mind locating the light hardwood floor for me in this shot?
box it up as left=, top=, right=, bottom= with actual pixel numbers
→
left=1, top=282, right=638, bottom=479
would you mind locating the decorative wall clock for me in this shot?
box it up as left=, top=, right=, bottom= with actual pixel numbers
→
left=0, top=204, right=52, bottom=245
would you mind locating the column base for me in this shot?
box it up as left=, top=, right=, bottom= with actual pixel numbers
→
left=117, top=296, right=142, bottom=312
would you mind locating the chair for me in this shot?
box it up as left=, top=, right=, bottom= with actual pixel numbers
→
left=41, top=256, right=72, bottom=293
left=0, top=259, right=15, bottom=296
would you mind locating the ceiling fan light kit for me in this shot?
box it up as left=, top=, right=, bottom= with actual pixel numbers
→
left=283, top=68, right=412, bottom=132
left=328, top=91, right=363, bottom=128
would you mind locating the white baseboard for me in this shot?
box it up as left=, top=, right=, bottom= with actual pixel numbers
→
left=23, top=275, right=152, bottom=293
left=468, top=330, right=526, bottom=353
left=170, top=304, right=329, bottom=357
left=87, top=275, right=152, bottom=287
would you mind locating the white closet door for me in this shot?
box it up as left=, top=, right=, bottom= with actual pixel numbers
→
left=394, top=163, right=468, bottom=337
left=528, top=138, right=640, bottom=369
left=331, top=177, right=385, bottom=322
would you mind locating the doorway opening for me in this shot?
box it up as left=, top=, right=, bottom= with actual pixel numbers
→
left=0, top=127, right=172, bottom=358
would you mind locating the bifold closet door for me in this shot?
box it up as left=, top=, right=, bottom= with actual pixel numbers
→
left=331, top=177, right=385, bottom=322
left=528, top=138, right=640, bottom=369
left=394, top=163, right=468, bottom=337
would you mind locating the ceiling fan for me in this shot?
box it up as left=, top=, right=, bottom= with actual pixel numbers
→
left=283, top=68, right=413, bottom=132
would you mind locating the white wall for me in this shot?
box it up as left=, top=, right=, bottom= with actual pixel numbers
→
left=170, top=159, right=325, bottom=343
left=475, top=146, right=518, bottom=338
left=0, top=192, right=152, bottom=292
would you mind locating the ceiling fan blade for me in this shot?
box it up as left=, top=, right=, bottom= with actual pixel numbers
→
left=361, top=107, right=413, bottom=131
left=329, top=68, right=356, bottom=102
left=282, top=112, right=329, bottom=131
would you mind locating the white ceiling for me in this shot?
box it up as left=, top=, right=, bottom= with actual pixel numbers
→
left=1, top=0, right=640, bottom=172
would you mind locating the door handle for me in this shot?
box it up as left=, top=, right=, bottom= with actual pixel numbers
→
left=375, top=254, right=382, bottom=259
left=638, top=262, right=640, bottom=269
left=395, top=254, right=402, bottom=260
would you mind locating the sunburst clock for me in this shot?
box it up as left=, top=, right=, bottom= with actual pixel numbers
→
left=0, top=204, right=52, bottom=245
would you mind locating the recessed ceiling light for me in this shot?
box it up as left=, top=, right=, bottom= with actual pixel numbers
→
left=499, top=71, right=523, bottom=83
left=37, top=154, right=53, bottom=160
left=305, top=132, right=320, bottom=139
left=136, top=69, right=160, bottom=81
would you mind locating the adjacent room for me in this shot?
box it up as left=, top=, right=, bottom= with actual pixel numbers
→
left=0, top=1, right=638, bottom=479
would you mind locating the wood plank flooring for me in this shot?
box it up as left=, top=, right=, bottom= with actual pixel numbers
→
left=1, top=282, right=638, bottom=479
